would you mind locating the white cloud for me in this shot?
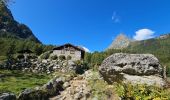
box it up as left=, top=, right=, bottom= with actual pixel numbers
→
left=82, top=46, right=90, bottom=52
left=133, top=29, right=155, bottom=40
left=112, top=12, right=120, bottom=23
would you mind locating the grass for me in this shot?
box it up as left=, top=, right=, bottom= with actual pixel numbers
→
left=0, top=70, right=53, bottom=95
left=0, top=56, right=6, bottom=64
left=87, top=71, right=119, bottom=100
left=0, top=69, right=76, bottom=96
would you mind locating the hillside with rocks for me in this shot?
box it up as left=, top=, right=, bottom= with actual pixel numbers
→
left=0, top=2, right=40, bottom=43
left=0, top=1, right=170, bottom=100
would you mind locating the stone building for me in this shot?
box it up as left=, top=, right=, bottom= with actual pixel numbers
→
left=52, top=43, right=85, bottom=61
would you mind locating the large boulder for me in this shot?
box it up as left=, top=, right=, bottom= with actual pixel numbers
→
left=18, top=89, right=48, bottom=100
left=0, top=93, right=16, bottom=100
left=99, top=53, right=166, bottom=86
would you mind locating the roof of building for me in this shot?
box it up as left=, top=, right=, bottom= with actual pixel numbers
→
left=53, top=43, right=85, bottom=52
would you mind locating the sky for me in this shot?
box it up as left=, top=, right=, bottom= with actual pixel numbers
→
left=9, top=0, right=170, bottom=52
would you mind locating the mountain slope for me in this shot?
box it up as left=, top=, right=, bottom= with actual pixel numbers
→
left=0, top=2, right=41, bottom=43
left=127, top=34, right=170, bottom=64
left=107, top=33, right=131, bottom=50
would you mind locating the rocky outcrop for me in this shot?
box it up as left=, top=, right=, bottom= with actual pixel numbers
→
left=18, top=89, right=48, bottom=100
left=99, top=53, right=166, bottom=86
left=157, top=33, right=170, bottom=39
left=0, top=93, right=16, bottom=100
left=50, top=71, right=93, bottom=100
left=107, top=34, right=131, bottom=50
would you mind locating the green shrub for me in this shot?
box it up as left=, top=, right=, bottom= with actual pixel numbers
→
left=59, top=55, right=66, bottom=61
left=28, top=54, right=38, bottom=59
left=50, top=55, right=58, bottom=60
left=16, top=54, right=24, bottom=59
left=74, top=60, right=82, bottom=66
left=115, top=83, right=170, bottom=100
left=67, top=55, right=72, bottom=60
left=40, top=51, right=51, bottom=59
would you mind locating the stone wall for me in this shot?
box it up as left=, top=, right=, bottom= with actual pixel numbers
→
left=52, top=50, right=82, bottom=61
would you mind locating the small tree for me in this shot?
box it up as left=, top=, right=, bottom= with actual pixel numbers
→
left=50, top=55, right=58, bottom=60
left=5, top=43, right=15, bottom=69
left=40, top=51, right=50, bottom=59
left=34, top=44, right=43, bottom=56
left=6, top=43, right=15, bottom=60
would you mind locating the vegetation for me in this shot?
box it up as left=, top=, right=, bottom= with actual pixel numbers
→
left=0, top=38, right=54, bottom=61
left=87, top=70, right=170, bottom=100
left=0, top=70, right=52, bottom=95
left=87, top=71, right=119, bottom=100
left=67, top=55, right=72, bottom=60
left=39, top=51, right=52, bottom=59
left=115, top=83, right=170, bottom=100
left=59, top=55, right=66, bottom=61
left=0, top=69, right=77, bottom=95
left=50, top=55, right=58, bottom=60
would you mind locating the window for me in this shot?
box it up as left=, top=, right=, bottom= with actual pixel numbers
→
left=70, top=50, right=75, bottom=54
left=70, top=49, right=75, bottom=54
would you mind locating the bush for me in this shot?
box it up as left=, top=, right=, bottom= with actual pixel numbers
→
left=74, top=60, right=89, bottom=74
left=115, top=83, right=170, bottom=100
left=28, top=54, right=38, bottom=59
left=74, top=60, right=82, bottom=66
left=50, top=55, right=58, bottom=60
left=16, top=54, right=24, bottom=59
left=59, top=55, right=66, bottom=61
left=67, top=55, right=72, bottom=60
left=40, top=52, right=51, bottom=59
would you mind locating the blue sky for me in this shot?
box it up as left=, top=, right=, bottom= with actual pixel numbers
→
left=9, top=0, right=170, bottom=52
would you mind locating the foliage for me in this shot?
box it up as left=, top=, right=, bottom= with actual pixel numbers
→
left=6, top=42, right=15, bottom=60
left=66, top=55, right=72, bottom=60
left=87, top=70, right=170, bottom=100
left=59, top=55, right=66, bottom=61
left=115, top=83, right=170, bottom=100
left=73, top=60, right=89, bottom=74
left=50, top=55, right=58, bottom=60
left=39, top=51, right=51, bottom=59
left=84, top=52, right=106, bottom=71
left=0, top=37, right=54, bottom=61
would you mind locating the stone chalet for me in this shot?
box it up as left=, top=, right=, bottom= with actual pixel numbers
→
left=52, top=43, right=85, bottom=61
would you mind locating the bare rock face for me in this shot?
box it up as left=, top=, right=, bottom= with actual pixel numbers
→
left=107, top=34, right=130, bottom=50
left=99, top=53, right=166, bottom=86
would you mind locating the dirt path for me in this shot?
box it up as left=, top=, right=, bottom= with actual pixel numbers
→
left=50, top=75, right=91, bottom=100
